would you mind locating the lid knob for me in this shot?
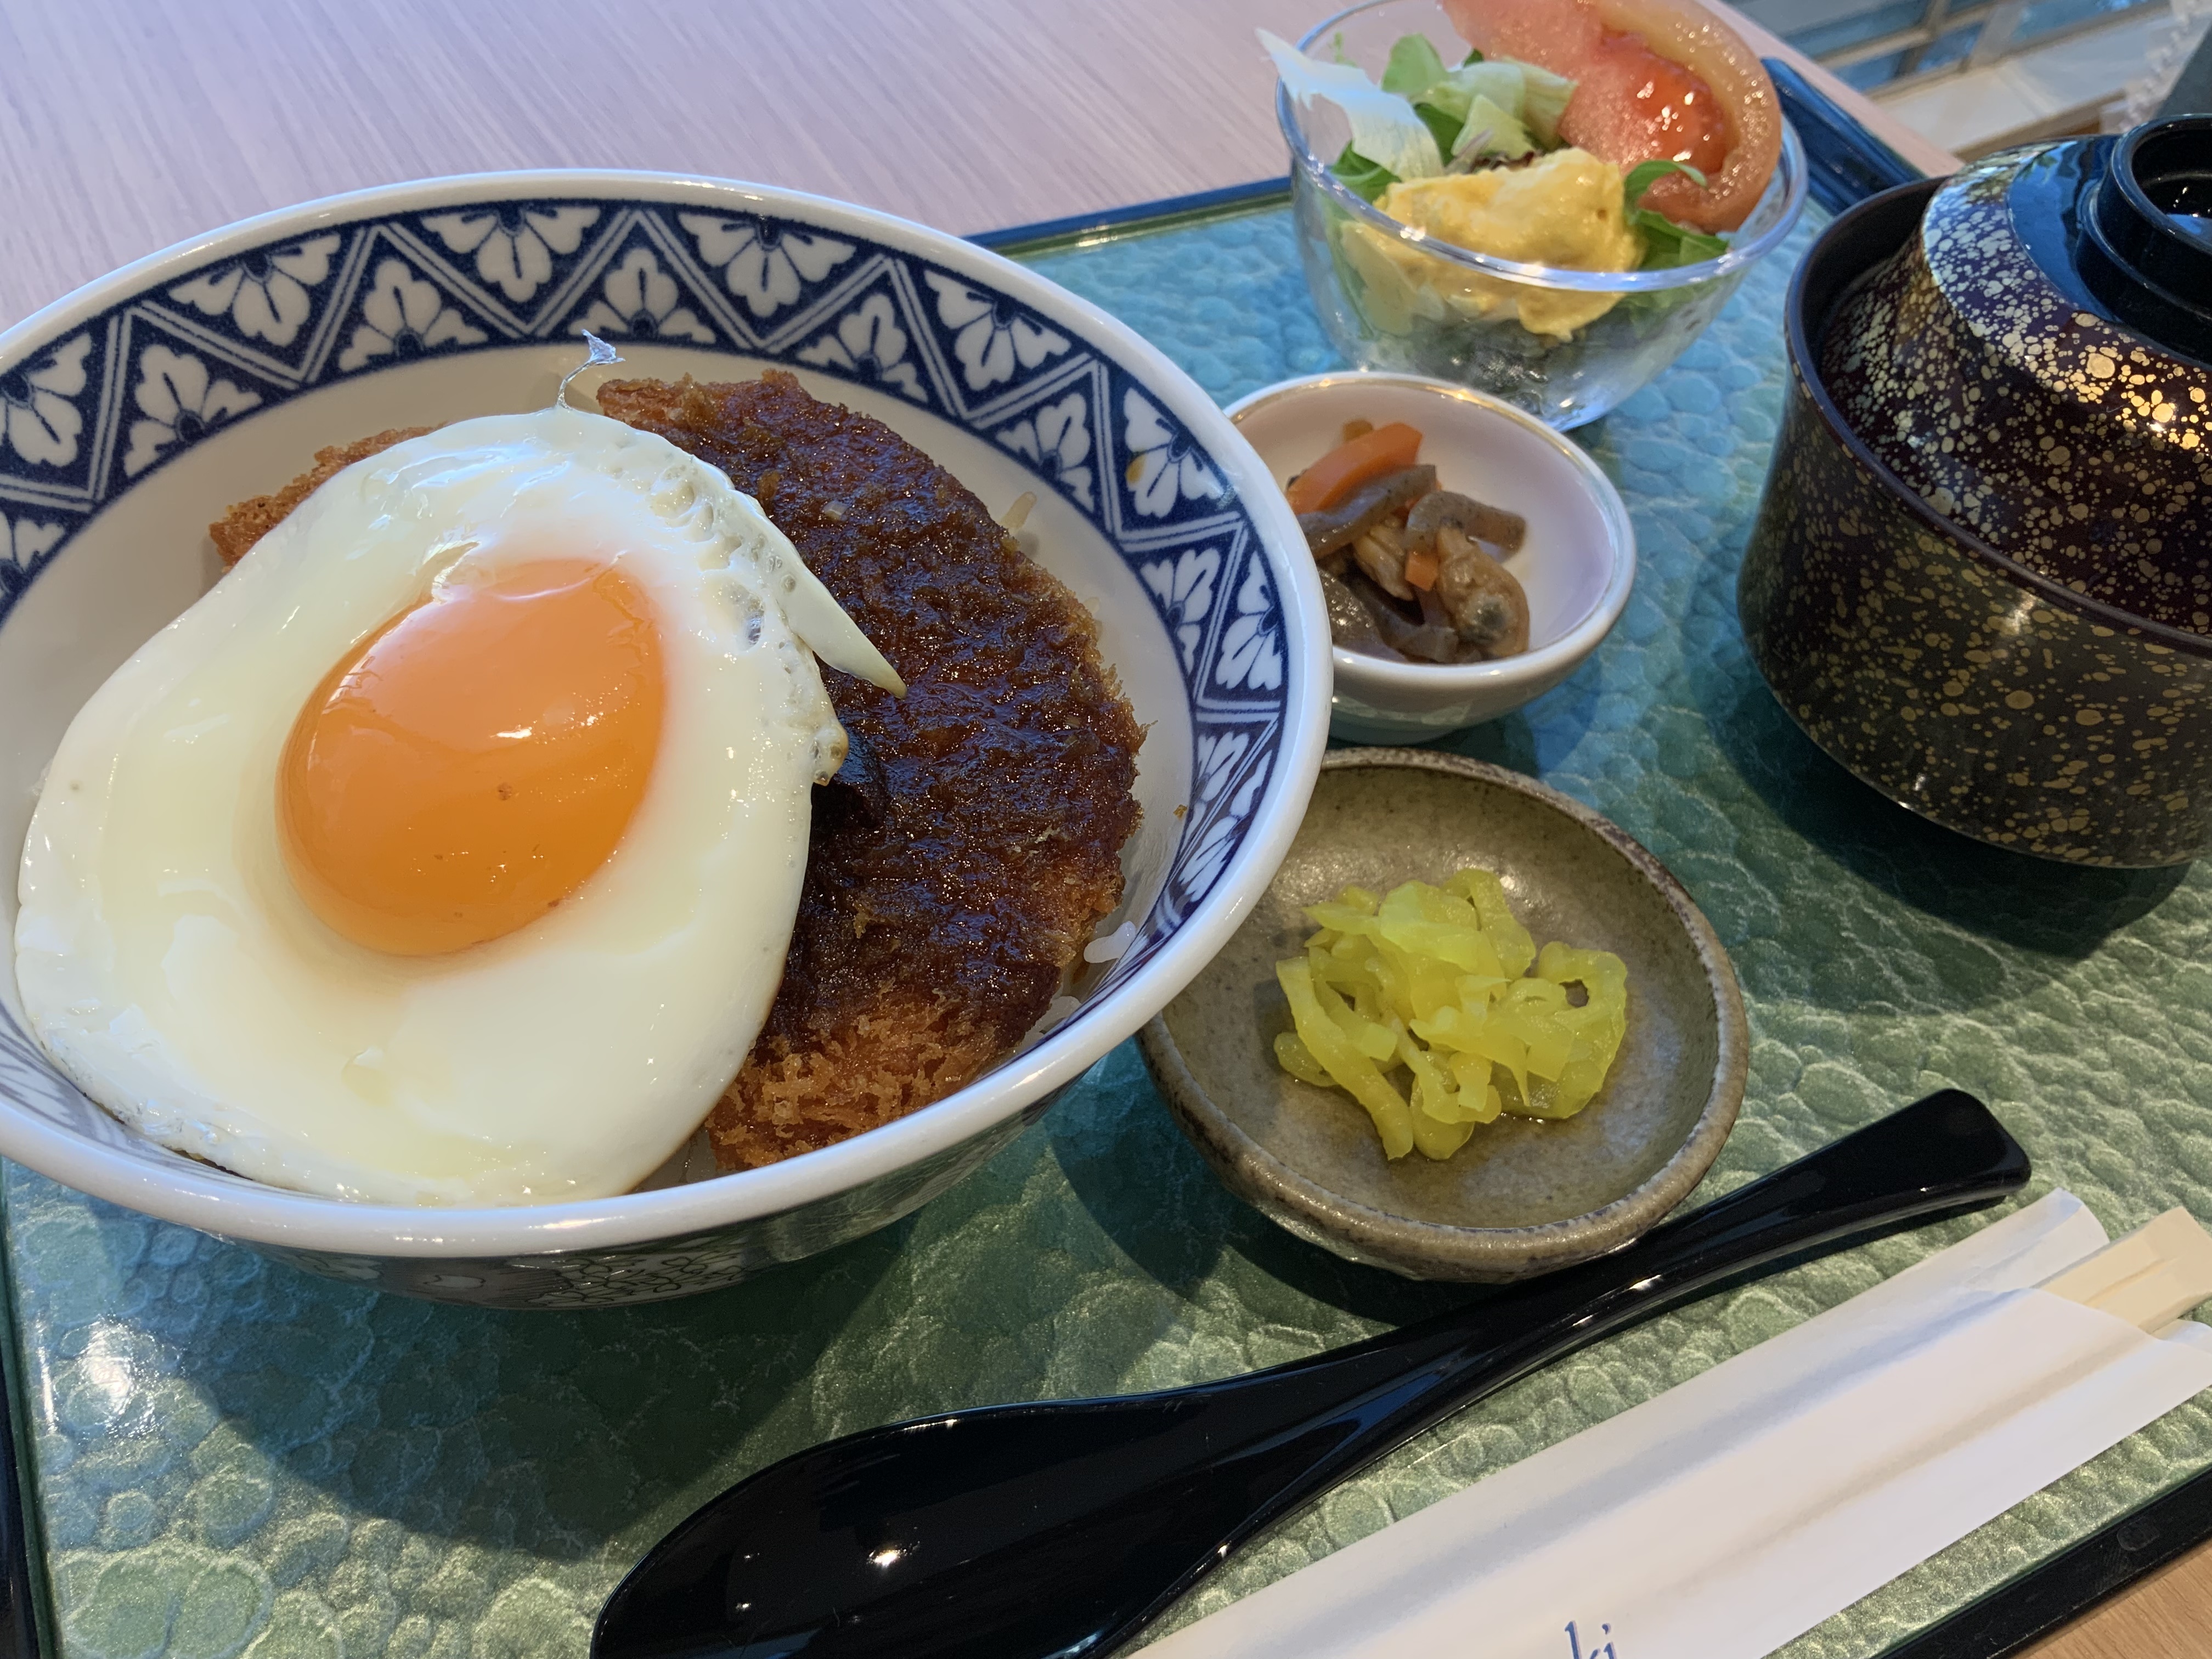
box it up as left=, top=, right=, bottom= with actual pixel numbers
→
left=2081, top=115, right=2212, bottom=365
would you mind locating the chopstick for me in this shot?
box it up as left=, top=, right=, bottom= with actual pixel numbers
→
left=1877, top=1214, right=2212, bottom=1658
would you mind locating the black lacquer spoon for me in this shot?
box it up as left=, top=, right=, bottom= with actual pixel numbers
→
left=595, top=1090, right=2028, bottom=1659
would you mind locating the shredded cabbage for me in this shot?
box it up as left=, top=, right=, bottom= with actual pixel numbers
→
left=1260, top=30, right=1443, bottom=183
left=1272, top=871, right=1629, bottom=1160
left=1510, top=63, right=1577, bottom=148
left=1427, top=64, right=1541, bottom=160
left=1448, top=93, right=1536, bottom=163
left=1260, top=30, right=1581, bottom=181
left=1380, top=33, right=1452, bottom=98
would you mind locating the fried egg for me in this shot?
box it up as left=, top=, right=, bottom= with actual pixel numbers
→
left=14, top=404, right=901, bottom=1206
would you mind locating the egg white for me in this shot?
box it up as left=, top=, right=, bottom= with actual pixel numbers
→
left=15, top=405, right=888, bottom=1207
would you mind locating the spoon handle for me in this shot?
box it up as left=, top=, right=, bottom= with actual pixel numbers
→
left=590, top=1093, right=2029, bottom=1659
left=1179, top=1090, right=2030, bottom=1554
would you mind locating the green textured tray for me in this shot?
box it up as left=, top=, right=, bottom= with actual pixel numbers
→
left=8, top=195, right=2211, bottom=1659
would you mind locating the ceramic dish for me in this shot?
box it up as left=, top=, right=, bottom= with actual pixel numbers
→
left=1138, top=749, right=1747, bottom=1281
left=1228, top=371, right=1635, bottom=743
left=1280, top=0, right=1807, bottom=428
left=0, top=171, right=1332, bottom=1307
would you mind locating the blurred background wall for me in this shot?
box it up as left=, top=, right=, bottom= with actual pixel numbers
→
left=1741, top=0, right=2210, bottom=155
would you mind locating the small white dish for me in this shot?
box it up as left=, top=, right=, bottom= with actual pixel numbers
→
left=1227, top=371, right=1636, bottom=743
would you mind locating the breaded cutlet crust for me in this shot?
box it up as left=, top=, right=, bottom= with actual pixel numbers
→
left=597, top=372, right=1142, bottom=1171
left=208, top=427, right=434, bottom=567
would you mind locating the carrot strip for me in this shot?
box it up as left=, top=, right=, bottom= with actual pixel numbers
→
left=1284, top=422, right=1423, bottom=515
left=1403, top=547, right=1439, bottom=590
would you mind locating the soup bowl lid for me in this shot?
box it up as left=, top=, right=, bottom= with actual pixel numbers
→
left=1815, top=118, right=2212, bottom=639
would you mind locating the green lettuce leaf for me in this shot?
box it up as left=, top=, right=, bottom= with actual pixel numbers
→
left=1515, top=63, right=1576, bottom=147
left=1262, top=29, right=1444, bottom=180
left=1438, top=61, right=1532, bottom=114
left=1412, top=100, right=1465, bottom=160
left=1266, top=30, right=1576, bottom=192
left=1381, top=33, right=1452, bottom=97
left=1427, top=60, right=1574, bottom=154
left=1449, top=93, right=1536, bottom=162
left=1622, top=160, right=1724, bottom=269
left=1630, top=208, right=1728, bottom=269
left=1332, top=143, right=1401, bottom=203
left=1624, top=159, right=1708, bottom=207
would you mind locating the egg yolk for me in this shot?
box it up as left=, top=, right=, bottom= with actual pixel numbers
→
left=278, top=557, right=665, bottom=956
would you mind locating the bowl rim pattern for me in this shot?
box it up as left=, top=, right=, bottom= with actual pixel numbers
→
left=1224, top=369, right=1637, bottom=690
left=0, top=169, right=1333, bottom=1257
left=1280, top=0, right=1809, bottom=295
left=1787, top=179, right=2212, bottom=662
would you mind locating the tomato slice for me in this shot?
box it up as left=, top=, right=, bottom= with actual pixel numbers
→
left=1441, top=0, right=1782, bottom=233
left=1564, top=35, right=1730, bottom=176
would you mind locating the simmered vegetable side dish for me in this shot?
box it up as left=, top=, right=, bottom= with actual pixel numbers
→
left=1289, top=420, right=1531, bottom=663
left=1274, top=870, right=1629, bottom=1161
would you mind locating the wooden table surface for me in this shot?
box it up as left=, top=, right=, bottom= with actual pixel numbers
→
left=0, top=3, right=2200, bottom=1655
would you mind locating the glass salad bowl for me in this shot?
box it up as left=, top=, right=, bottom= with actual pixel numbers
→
left=1279, top=0, right=1807, bottom=429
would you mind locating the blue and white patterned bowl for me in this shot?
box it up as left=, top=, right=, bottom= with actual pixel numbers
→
left=0, top=173, right=1330, bottom=1307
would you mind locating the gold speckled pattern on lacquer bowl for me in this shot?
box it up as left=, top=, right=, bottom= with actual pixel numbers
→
left=1819, top=151, right=2211, bottom=635
left=1743, top=353, right=2212, bottom=867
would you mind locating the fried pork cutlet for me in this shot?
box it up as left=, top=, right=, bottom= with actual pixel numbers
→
left=599, top=372, right=1142, bottom=1169
left=211, top=377, right=1144, bottom=1173
left=208, top=428, right=435, bottom=567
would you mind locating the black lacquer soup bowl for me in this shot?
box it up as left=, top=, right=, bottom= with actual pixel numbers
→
left=1739, top=163, right=2212, bottom=868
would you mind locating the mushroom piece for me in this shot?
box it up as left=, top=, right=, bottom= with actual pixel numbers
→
left=1403, top=489, right=1527, bottom=557
left=1345, top=571, right=1459, bottom=663
left=1352, top=517, right=1417, bottom=601
left=1434, top=526, right=1530, bottom=659
left=1297, top=465, right=1436, bottom=562
left=1317, top=568, right=1407, bottom=660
